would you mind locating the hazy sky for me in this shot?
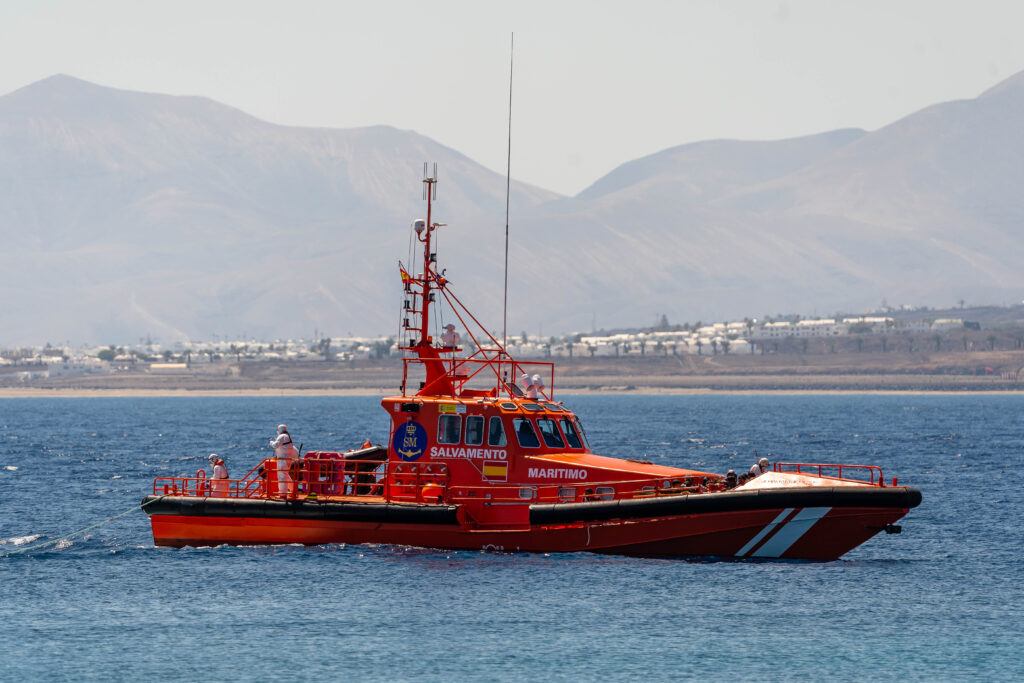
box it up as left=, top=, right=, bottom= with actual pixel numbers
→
left=2, top=0, right=1023, bottom=196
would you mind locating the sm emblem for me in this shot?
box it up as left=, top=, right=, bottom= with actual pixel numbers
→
left=392, top=420, right=427, bottom=462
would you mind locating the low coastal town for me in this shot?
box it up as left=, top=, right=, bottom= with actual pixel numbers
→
left=4, top=306, right=1024, bottom=387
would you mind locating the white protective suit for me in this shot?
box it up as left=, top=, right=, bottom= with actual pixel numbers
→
left=211, top=459, right=229, bottom=496
left=749, top=461, right=770, bottom=477
left=270, top=431, right=298, bottom=495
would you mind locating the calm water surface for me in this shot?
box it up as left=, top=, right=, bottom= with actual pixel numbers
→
left=1, top=394, right=1020, bottom=681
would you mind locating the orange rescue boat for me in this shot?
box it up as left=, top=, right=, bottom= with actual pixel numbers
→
left=144, top=170, right=921, bottom=560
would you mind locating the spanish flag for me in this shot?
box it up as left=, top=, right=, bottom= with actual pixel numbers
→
left=482, top=461, right=508, bottom=481
left=399, top=261, right=411, bottom=284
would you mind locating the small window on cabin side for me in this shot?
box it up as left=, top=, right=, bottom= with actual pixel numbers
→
left=513, top=417, right=540, bottom=448
left=488, top=416, right=507, bottom=447
left=536, top=418, right=565, bottom=449
left=438, top=414, right=462, bottom=445
left=559, top=418, right=584, bottom=449
left=465, top=415, right=484, bottom=446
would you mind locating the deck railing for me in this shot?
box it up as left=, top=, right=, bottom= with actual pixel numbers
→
left=773, top=462, right=886, bottom=486
left=402, top=353, right=556, bottom=400
left=152, top=460, right=891, bottom=503
left=151, top=460, right=723, bottom=504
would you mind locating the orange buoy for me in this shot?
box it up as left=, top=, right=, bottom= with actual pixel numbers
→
left=420, top=483, right=443, bottom=503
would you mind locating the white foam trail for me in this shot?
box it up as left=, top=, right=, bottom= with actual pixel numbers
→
left=3, top=534, right=42, bottom=546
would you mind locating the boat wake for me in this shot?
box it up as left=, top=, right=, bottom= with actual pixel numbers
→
left=1, top=534, right=42, bottom=546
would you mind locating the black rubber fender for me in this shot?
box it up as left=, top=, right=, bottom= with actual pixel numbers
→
left=142, top=495, right=460, bottom=525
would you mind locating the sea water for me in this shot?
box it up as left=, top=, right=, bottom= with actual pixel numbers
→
left=0, top=394, right=1020, bottom=681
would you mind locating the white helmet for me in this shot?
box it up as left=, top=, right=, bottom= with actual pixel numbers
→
left=208, top=454, right=218, bottom=464
left=277, top=424, right=288, bottom=434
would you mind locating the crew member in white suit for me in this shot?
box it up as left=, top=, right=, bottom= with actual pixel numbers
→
left=209, top=454, right=229, bottom=496
left=749, top=456, right=771, bottom=478
left=441, top=323, right=460, bottom=347
left=269, top=424, right=298, bottom=496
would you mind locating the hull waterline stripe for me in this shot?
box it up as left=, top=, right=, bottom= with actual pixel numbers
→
left=735, top=508, right=793, bottom=557
left=752, top=507, right=832, bottom=558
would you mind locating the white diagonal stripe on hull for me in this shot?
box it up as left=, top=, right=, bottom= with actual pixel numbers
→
left=751, top=507, right=832, bottom=558
left=735, top=508, right=793, bottom=557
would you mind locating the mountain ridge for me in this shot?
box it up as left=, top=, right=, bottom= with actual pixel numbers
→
left=1, top=70, right=1023, bottom=345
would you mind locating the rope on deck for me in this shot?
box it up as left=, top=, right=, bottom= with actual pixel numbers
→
left=1, top=496, right=164, bottom=557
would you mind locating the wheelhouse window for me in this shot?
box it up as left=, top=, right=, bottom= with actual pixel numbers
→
left=488, top=416, right=507, bottom=447
left=485, top=417, right=505, bottom=448
left=536, top=418, right=565, bottom=448
left=559, top=417, right=584, bottom=449
left=465, top=415, right=484, bottom=446
left=573, top=416, right=590, bottom=450
left=438, top=415, right=462, bottom=445
left=513, top=417, right=540, bottom=448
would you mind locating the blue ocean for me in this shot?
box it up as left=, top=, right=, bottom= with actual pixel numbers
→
left=1, top=394, right=1020, bottom=681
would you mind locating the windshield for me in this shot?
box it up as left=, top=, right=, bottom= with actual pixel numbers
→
left=536, top=418, right=565, bottom=448
left=559, top=417, right=583, bottom=449
left=573, top=416, right=590, bottom=450
left=513, top=417, right=540, bottom=448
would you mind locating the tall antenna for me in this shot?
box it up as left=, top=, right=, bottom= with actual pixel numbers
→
left=502, top=32, right=514, bottom=351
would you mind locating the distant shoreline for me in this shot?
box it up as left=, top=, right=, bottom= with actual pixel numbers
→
left=2, top=387, right=1022, bottom=399
left=4, top=352, right=1024, bottom=397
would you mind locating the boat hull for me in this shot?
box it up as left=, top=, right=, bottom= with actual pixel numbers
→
left=144, top=486, right=919, bottom=560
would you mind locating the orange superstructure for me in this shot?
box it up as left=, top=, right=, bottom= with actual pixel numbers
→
left=144, top=169, right=920, bottom=560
